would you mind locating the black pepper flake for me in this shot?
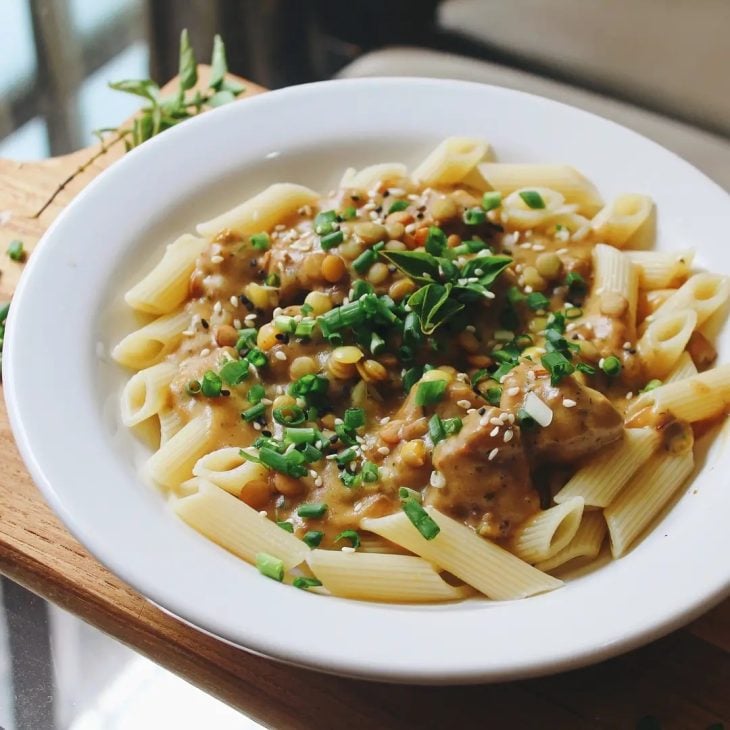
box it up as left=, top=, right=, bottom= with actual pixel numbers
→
left=275, top=333, right=286, bottom=342
left=351, top=194, right=360, bottom=201
left=221, top=389, right=231, bottom=397
left=250, top=259, right=258, bottom=267
left=329, top=434, right=339, bottom=443
left=239, top=295, right=253, bottom=309
left=262, top=430, right=272, bottom=437
left=201, top=319, right=209, bottom=329
left=374, top=206, right=382, bottom=214
left=478, top=407, right=486, bottom=415
left=416, top=212, right=424, bottom=219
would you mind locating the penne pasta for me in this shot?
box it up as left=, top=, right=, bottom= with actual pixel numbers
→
left=125, top=234, right=207, bottom=315
left=340, top=163, right=408, bottom=192
left=306, top=550, right=471, bottom=602
left=510, top=497, right=584, bottom=563
left=646, top=272, right=730, bottom=328
left=535, top=512, right=607, bottom=572
left=592, top=243, right=639, bottom=339
left=193, top=446, right=269, bottom=496
left=120, top=361, right=177, bottom=427
left=174, top=480, right=309, bottom=570
left=501, top=187, right=566, bottom=229
left=477, top=163, right=603, bottom=216
left=591, top=193, right=654, bottom=248
left=158, top=405, right=185, bottom=446
left=637, top=309, right=697, bottom=378
left=362, top=508, right=562, bottom=600
left=625, top=250, right=694, bottom=290
left=554, top=428, right=658, bottom=508
left=605, top=446, right=694, bottom=558
left=412, top=137, right=489, bottom=186
left=196, top=183, right=319, bottom=238
left=112, top=309, right=189, bottom=370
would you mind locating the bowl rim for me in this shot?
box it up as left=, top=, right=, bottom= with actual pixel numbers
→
left=5, top=76, right=730, bottom=684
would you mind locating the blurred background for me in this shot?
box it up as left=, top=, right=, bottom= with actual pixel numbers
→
left=1, top=0, right=729, bottom=190
left=0, top=1, right=728, bottom=728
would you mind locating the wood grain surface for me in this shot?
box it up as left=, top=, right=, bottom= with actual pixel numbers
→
left=0, top=70, right=727, bottom=729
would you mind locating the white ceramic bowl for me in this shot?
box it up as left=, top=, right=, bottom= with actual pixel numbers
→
left=5, top=79, right=730, bottom=683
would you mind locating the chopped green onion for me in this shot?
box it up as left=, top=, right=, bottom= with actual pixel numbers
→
left=526, top=292, right=550, bottom=311
left=274, top=315, right=296, bottom=333
left=247, top=348, right=268, bottom=368
left=425, top=226, right=447, bottom=256
left=290, top=373, right=329, bottom=401
left=360, top=461, right=379, bottom=483
left=297, top=503, right=328, bottom=519
left=265, top=272, right=280, bottom=287
left=443, top=417, right=463, bottom=436
left=303, top=530, right=324, bottom=548
left=351, top=280, right=373, bottom=300
left=255, top=552, right=284, bottom=581
left=541, top=351, right=575, bottom=385
left=320, top=229, right=344, bottom=250
left=273, top=405, right=306, bottom=426
left=641, top=378, right=663, bottom=393
left=369, top=331, right=386, bottom=355
left=242, top=402, right=266, bottom=422
left=344, top=407, right=365, bottom=430
left=334, top=530, right=361, bottom=549
left=200, top=370, right=223, bottom=397
left=576, top=362, right=596, bottom=376
left=403, top=310, right=422, bottom=345
left=401, top=497, right=440, bottom=540
left=399, top=486, right=421, bottom=501
left=7, top=240, right=24, bottom=262
left=335, top=447, right=357, bottom=465
left=428, top=414, right=446, bottom=445
left=277, top=520, right=294, bottom=533
left=185, top=379, right=201, bottom=396
left=352, top=248, right=377, bottom=274
left=293, top=576, right=322, bottom=590
left=566, top=271, right=588, bottom=297
left=481, top=191, right=502, bottom=212
left=388, top=199, right=409, bottom=214
left=259, top=446, right=307, bottom=477
left=314, top=209, right=337, bottom=235
left=463, top=207, right=486, bottom=225
left=471, top=368, right=490, bottom=386
left=492, top=361, right=517, bottom=382
left=284, top=427, right=317, bottom=444
left=300, top=303, right=314, bottom=316
left=507, top=286, right=526, bottom=305
left=451, top=240, right=488, bottom=256
left=247, top=383, right=266, bottom=404
left=250, top=232, right=270, bottom=250
left=519, top=190, right=546, bottom=209
left=335, top=423, right=358, bottom=447
left=220, top=359, right=250, bottom=385
left=601, top=355, right=622, bottom=376
left=415, top=378, right=447, bottom=407
left=486, top=386, right=502, bottom=406
left=565, top=306, right=583, bottom=319
left=402, top=366, right=423, bottom=394
left=340, top=470, right=360, bottom=488
left=235, top=328, right=257, bottom=351
left=294, top=319, right=316, bottom=338
left=301, top=443, right=323, bottom=463
left=514, top=333, right=533, bottom=349
left=339, top=206, right=357, bottom=220
left=517, top=408, right=536, bottom=428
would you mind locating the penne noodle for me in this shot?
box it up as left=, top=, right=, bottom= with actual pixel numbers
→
left=306, top=550, right=471, bottom=603
left=646, top=272, right=730, bottom=328
left=112, top=309, right=189, bottom=370
left=501, top=187, right=566, bottom=229
left=510, top=497, right=584, bottom=563
left=193, top=447, right=269, bottom=496
left=125, top=234, right=207, bottom=315
left=120, top=361, right=177, bottom=427
left=478, top=163, right=603, bottom=216
left=362, top=508, right=562, bottom=600
left=637, top=309, right=697, bottom=379
left=591, top=193, right=654, bottom=248
left=625, top=249, right=694, bottom=290
left=592, top=244, right=639, bottom=339
left=535, top=512, right=607, bottom=573
left=341, top=163, right=408, bottom=191
left=412, top=137, right=489, bottom=186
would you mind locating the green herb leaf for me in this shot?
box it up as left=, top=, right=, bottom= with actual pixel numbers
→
left=207, top=89, right=236, bottom=107
left=209, top=34, right=227, bottom=90
left=334, top=530, right=361, bottom=549
left=276, top=520, right=294, bottom=533
left=108, top=78, right=160, bottom=102
left=482, top=191, right=502, bottom=211
left=379, top=250, right=440, bottom=284
left=424, top=226, right=447, bottom=256
left=388, top=200, right=409, bottom=214
left=408, top=283, right=465, bottom=334
left=303, top=530, right=324, bottom=548
left=541, top=351, right=575, bottom=385
left=526, top=292, right=550, bottom=311
left=415, top=378, right=447, bottom=407
left=178, top=29, right=198, bottom=91
left=519, top=190, right=546, bottom=209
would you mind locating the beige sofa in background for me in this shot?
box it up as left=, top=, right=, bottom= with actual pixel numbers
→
left=338, top=0, right=730, bottom=191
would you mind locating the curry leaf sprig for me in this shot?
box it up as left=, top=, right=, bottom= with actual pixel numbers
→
left=98, top=30, right=244, bottom=150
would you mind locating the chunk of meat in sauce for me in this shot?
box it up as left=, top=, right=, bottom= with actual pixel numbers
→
left=426, top=408, right=538, bottom=538
left=502, top=364, right=623, bottom=464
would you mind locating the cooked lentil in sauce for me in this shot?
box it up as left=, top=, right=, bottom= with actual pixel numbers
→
left=164, top=173, right=676, bottom=551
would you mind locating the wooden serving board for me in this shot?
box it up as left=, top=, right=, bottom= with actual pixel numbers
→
left=0, top=70, right=728, bottom=729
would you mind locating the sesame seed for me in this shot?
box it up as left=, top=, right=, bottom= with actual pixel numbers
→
left=507, top=413, right=515, bottom=424
left=213, top=301, right=223, bottom=315
left=377, top=446, right=390, bottom=456
left=506, top=386, right=520, bottom=397
left=379, top=416, right=391, bottom=425
left=405, top=223, right=417, bottom=234
left=200, top=348, right=210, bottom=357
left=557, top=248, right=569, bottom=255
left=182, top=329, right=195, bottom=336
left=623, top=341, right=632, bottom=349
left=467, top=408, right=477, bottom=415
left=259, top=510, right=268, bottom=517
left=524, top=285, right=533, bottom=293
left=626, top=392, right=634, bottom=400
left=563, top=398, right=577, bottom=408
left=341, top=546, right=356, bottom=553
left=489, top=416, right=502, bottom=426
left=309, top=469, right=318, bottom=479
left=532, top=244, right=545, bottom=251
left=244, top=313, right=257, bottom=322
left=457, top=399, right=472, bottom=409
left=430, top=471, right=446, bottom=489
left=503, top=430, right=513, bottom=443
left=233, top=319, right=242, bottom=329
left=253, top=422, right=262, bottom=430
left=211, top=255, right=224, bottom=264
left=229, top=295, right=239, bottom=307
left=260, top=398, right=273, bottom=405
left=314, top=477, right=323, bottom=487
left=274, top=350, right=287, bottom=361
left=598, top=358, right=605, bottom=369
left=490, top=426, right=500, bottom=437
left=485, top=291, right=496, bottom=299
left=488, top=448, right=499, bottom=461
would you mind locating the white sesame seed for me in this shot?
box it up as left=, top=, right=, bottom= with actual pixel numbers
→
left=557, top=248, right=569, bottom=255
left=457, top=399, right=472, bottom=409
left=233, top=318, right=242, bottom=329
left=341, top=546, right=356, bottom=553
left=379, top=416, right=391, bottom=425
left=626, top=392, right=634, bottom=400
left=532, top=244, right=545, bottom=251
left=507, top=413, right=515, bottom=424
left=404, top=223, right=417, bottom=234
left=488, top=448, right=499, bottom=461
left=253, top=422, right=262, bottom=430
left=467, top=408, right=477, bottom=415
left=480, top=415, right=491, bottom=427
left=377, top=446, right=391, bottom=456
left=274, top=350, right=287, bottom=361
left=489, top=417, right=502, bottom=426
left=258, top=510, right=267, bottom=517
left=466, top=325, right=476, bottom=332
left=490, top=426, right=500, bottom=437
left=430, top=470, right=446, bottom=489
left=485, top=291, right=496, bottom=299
left=309, top=469, right=318, bottom=479
left=200, top=348, right=210, bottom=357
left=623, top=341, right=632, bottom=349
left=524, top=285, right=534, bottom=293
left=314, top=477, right=323, bottom=487
left=563, top=398, right=577, bottom=408
left=334, top=418, right=344, bottom=426
left=211, top=255, right=224, bottom=264
left=182, top=329, right=195, bottom=336
left=229, top=295, right=239, bottom=307
left=503, top=430, right=513, bottom=443
left=506, top=386, right=520, bottom=397
left=260, top=398, right=273, bottom=405
left=598, top=358, right=605, bottom=369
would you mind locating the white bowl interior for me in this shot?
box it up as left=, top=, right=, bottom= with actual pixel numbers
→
left=6, top=78, right=730, bottom=683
